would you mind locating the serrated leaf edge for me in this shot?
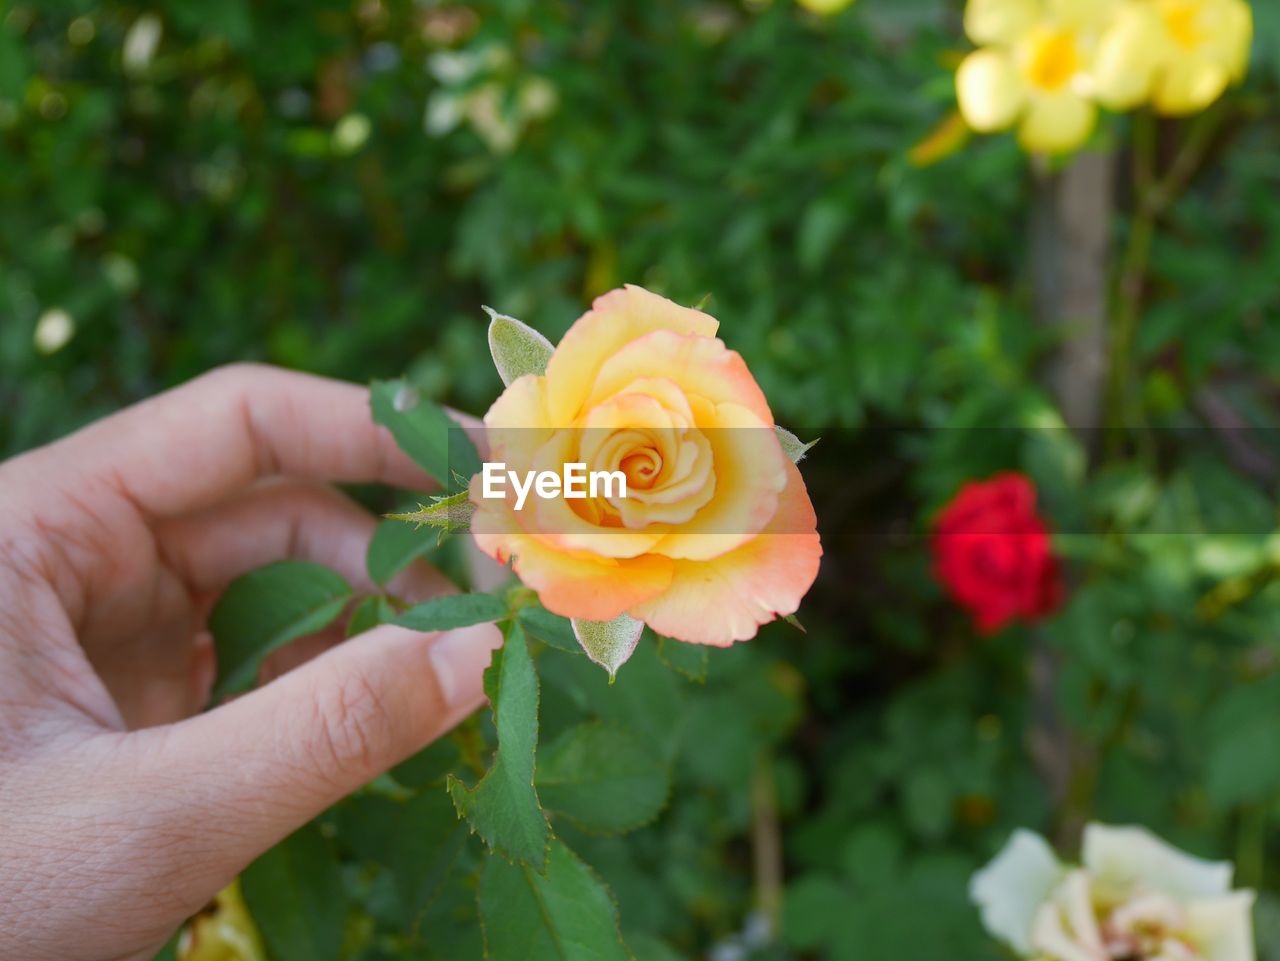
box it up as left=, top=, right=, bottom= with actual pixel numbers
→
left=477, top=839, right=636, bottom=961
left=447, top=624, right=551, bottom=874
left=535, top=720, right=673, bottom=838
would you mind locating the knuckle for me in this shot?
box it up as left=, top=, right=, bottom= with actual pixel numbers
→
left=204, top=361, right=274, bottom=389
left=306, top=671, right=394, bottom=781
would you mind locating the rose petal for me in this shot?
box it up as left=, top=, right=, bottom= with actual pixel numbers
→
left=630, top=458, right=820, bottom=645
left=969, top=829, right=1065, bottom=955
left=544, top=285, right=718, bottom=425
left=1082, top=824, right=1234, bottom=902
left=650, top=401, right=786, bottom=561
left=1185, top=891, right=1256, bottom=961
left=583, top=329, right=773, bottom=426
left=529, top=427, right=669, bottom=559
left=473, top=505, right=674, bottom=620
left=482, top=373, right=555, bottom=473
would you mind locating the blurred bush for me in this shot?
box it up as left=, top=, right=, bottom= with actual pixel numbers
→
left=2, top=0, right=1023, bottom=452
left=8, top=1, right=1280, bottom=959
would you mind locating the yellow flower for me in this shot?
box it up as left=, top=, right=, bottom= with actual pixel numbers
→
left=964, top=0, right=1113, bottom=46
left=1094, top=0, right=1252, bottom=115
left=472, top=285, right=822, bottom=648
left=963, top=0, right=1040, bottom=46
left=795, top=0, right=856, bottom=14
left=177, top=881, right=266, bottom=961
left=956, top=6, right=1103, bottom=155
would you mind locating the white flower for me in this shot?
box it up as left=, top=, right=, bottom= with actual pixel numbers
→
left=970, top=823, right=1255, bottom=961
left=33, top=308, right=75, bottom=355
left=123, top=14, right=162, bottom=76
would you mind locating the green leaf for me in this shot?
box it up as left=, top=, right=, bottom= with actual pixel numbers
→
left=478, top=839, right=632, bottom=961
left=542, top=642, right=686, bottom=762
left=448, top=622, right=549, bottom=869
left=775, top=425, right=818, bottom=464
left=366, top=515, right=440, bottom=585
left=797, top=196, right=847, bottom=273
left=346, top=595, right=397, bottom=637
left=386, top=491, right=476, bottom=538
left=537, top=722, right=670, bottom=835
left=1206, top=674, right=1280, bottom=808
left=830, top=872, right=1001, bottom=961
left=397, top=592, right=508, bottom=632
left=783, top=875, right=848, bottom=950
left=520, top=606, right=583, bottom=655
left=241, top=823, right=346, bottom=961
left=486, top=306, right=554, bottom=386
left=1209, top=718, right=1280, bottom=809
left=210, top=561, right=352, bottom=699
left=167, top=0, right=254, bottom=48
left=370, top=379, right=481, bottom=490
left=0, top=23, right=29, bottom=100
left=572, top=614, right=645, bottom=680
left=338, top=791, right=469, bottom=928
left=903, top=767, right=953, bottom=840
left=391, top=737, right=463, bottom=789
left=783, top=868, right=1000, bottom=961
left=841, top=822, right=904, bottom=887
left=656, top=636, right=709, bottom=683
left=627, top=933, right=687, bottom=961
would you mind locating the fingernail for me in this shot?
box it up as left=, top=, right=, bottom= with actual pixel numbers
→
left=427, top=622, right=504, bottom=708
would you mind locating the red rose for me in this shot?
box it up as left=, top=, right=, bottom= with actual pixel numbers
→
left=931, top=473, right=1063, bottom=634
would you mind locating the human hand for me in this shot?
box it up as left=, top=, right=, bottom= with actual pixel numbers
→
left=0, top=364, right=502, bottom=961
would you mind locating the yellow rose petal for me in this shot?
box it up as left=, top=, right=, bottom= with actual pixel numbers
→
left=613, top=432, right=715, bottom=517
left=472, top=505, right=675, bottom=622
left=543, top=285, right=718, bottom=426
left=585, top=330, right=773, bottom=426
left=651, top=403, right=785, bottom=562
left=630, top=460, right=821, bottom=647
left=956, top=49, right=1026, bottom=133
left=530, top=430, right=669, bottom=559
left=1017, top=91, right=1096, bottom=154
left=473, top=284, right=823, bottom=648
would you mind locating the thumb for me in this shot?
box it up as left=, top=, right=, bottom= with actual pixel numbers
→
left=129, top=621, right=502, bottom=879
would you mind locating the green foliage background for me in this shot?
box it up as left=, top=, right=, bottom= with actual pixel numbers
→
left=7, top=0, right=1280, bottom=958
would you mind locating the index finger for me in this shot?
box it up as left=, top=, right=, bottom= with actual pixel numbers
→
left=50, top=364, right=436, bottom=516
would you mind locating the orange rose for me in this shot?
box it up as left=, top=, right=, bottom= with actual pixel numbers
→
left=471, top=285, right=822, bottom=653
